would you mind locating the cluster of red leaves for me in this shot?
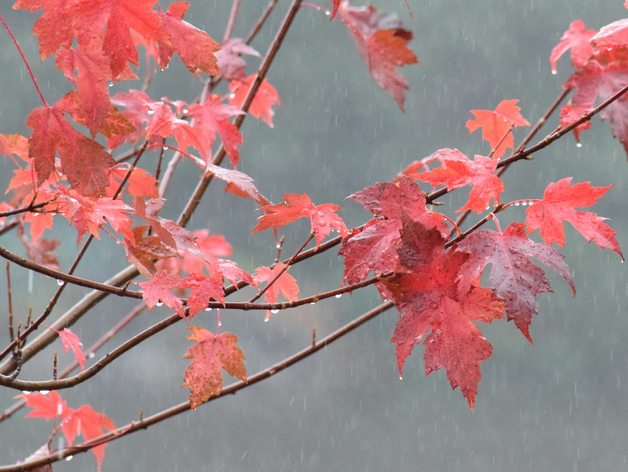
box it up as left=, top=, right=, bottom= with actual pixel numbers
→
left=340, top=167, right=621, bottom=407
left=552, top=4, right=628, bottom=154
left=16, top=390, right=116, bottom=470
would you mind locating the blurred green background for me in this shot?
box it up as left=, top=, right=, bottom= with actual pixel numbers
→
left=1, top=0, right=628, bottom=470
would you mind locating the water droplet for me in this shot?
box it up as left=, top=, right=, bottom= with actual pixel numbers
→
left=514, top=202, right=520, bottom=206
left=22, top=391, right=31, bottom=395
left=276, top=244, right=281, bottom=249
left=576, top=142, right=582, bottom=148
left=108, top=81, right=114, bottom=87
left=335, top=293, right=342, bottom=298
left=218, top=321, right=222, bottom=326
left=40, top=390, right=50, bottom=395
left=325, top=10, right=330, bottom=15
left=88, top=352, right=95, bottom=358
left=156, top=302, right=163, bottom=307
left=147, top=109, right=155, bottom=115
left=521, top=201, right=527, bottom=206
left=271, top=309, right=279, bottom=314
left=310, top=302, right=316, bottom=305
left=56, top=279, right=65, bottom=286
left=551, top=70, right=557, bottom=75
left=182, top=108, right=189, bottom=114
left=229, top=93, right=236, bottom=99
left=399, top=376, right=403, bottom=380
left=65, top=456, right=73, bottom=462
left=204, top=307, right=212, bottom=312
left=264, top=317, right=269, bottom=322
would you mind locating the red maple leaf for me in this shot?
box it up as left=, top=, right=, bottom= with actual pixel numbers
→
left=456, top=222, right=575, bottom=342
left=58, top=186, right=134, bottom=243
left=339, top=1, right=418, bottom=111
left=139, top=269, right=185, bottom=317
left=62, top=405, right=116, bottom=470
left=187, top=96, right=245, bottom=167
left=157, top=2, right=221, bottom=75
left=55, top=39, right=114, bottom=135
left=228, top=75, right=281, bottom=128
left=183, top=327, right=247, bottom=410
left=252, top=193, right=346, bottom=248
left=466, top=99, right=531, bottom=159
left=133, top=197, right=209, bottom=266
left=16, top=390, right=68, bottom=420
left=216, top=38, right=260, bottom=81
left=559, top=104, right=593, bottom=142
left=380, top=220, right=503, bottom=409
left=182, top=273, right=225, bottom=319
left=550, top=20, right=596, bottom=73
left=109, top=164, right=159, bottom=199
left=25, top=104, right=115, bottom=197
left=19, top=232, right=60, bottom=271
left=526, top=177, right=623, bottom=258
left=415, top=148, right=504, bottom=213
left=205, top=164, right=269, bottom=205
left=216, top=259, right=257, bottom=288
left=253, top=264, right=299, bottom=305
left=182, top=230, right=232, bottom=275
left=0, top=132, right=29, bottom=166
left=48, top=327, right=86, bottom=371
left=564, top=60, right=628, bottom=157
left=16, top=390, right=115, bottom=471
left=339, top=177, right=446, bottom=285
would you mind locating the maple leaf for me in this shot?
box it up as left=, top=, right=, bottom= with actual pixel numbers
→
left=182, top=273, right=225, bottom=319
left=46, top=327, right=86, bottom=371
left=456, top=222, right=575, bottom=342
left=216, top=38, right=260, bottom=81
left=564, top=60, right=628, bottom=157
left=55, top=39, right=114, bottom=135
left=0, top=131, right=29, bottom=166
left=205, top=164, right=269, bottom=205
left=57, top=186, right=134, bottom=243
left=550, top=20, right=596, bottom=73
left=62, top=405, right=116, bottom=470
left=123, top=225, right=178, bottom=279
left=187, top=96, right=245, bottom=167
left=416, top=148, right=504, bottom=213
left=466, top=99, right=531, bottom=159
left=339, top=1, right=418, bottom=111
left=181, top=230, right=232, bottom=275
left=228, top=75, right=281, bottom=128
left=16, top=390, right=115, bottom=471
left=109, top=164, right=159, bottom=199
left=25, top=104, right=115, bottom=197
left=157, top=2, right=221, bottom=75
left=183, top=327, right=247, bottom=410
left=13, top=0, right=78, bottom=59
left=380, top=220, right=503, bottom=409
left=339, top=177, right=446, bottom=285
left=526, top=178, right=623, bottom=258
left=590, top=18, right=628, bottom=63
left=253, top=264, right=299, bottom=318
left=19, top=231, right=60, bottom=271
left=133, top=197, right=208, bottom=265
left=216, top=259, right=257, bottom=288
left=139, top=269, right=185, bottom=317
left=559, top=104, right=593, bottom=142
left=16, top=390, right=68, bottom=420
left=252, top=193, right=346, bottom=248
